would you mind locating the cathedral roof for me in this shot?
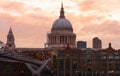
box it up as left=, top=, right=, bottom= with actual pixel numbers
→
left=51, top=3, right=73, bottom=32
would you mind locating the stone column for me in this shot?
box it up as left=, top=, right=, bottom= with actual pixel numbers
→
left=50, top=37, right=52, bottom=44
left=59, top=36, right=61, bottom=44
left=64, top=36, right=66, bottom=44
left=56, top=36, right=59, bottom=44
left=63, top=36, right=65, bottom=44
left=53, top=36, right=54, bottom=44
left=54, top=36, right=56, bottom=44
left=72, top=36, right=74, bottom=45
left=67, top=36, right=70, bottom=44
left=70, top=36, right=71, bottom=44
left=54, top=36, right=55, bottom=44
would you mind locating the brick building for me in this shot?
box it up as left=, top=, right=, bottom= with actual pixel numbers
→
left=53, top=43, right=120, bottom=76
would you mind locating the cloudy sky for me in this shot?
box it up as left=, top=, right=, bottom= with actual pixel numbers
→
left=0, top=0, right=120, bottom=49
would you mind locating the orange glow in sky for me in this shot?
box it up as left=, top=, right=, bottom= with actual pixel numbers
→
left=0, top=0, right=120, bottom=49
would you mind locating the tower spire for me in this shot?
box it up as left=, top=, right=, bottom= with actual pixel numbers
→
left=59, top=2, right=65, bottom=18
left=9, top=26, right=13, bottom=33
left=6, top=26, right=15, bottom=49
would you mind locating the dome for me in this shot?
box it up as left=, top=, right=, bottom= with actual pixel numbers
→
left=51, top=18, right=73, bottom=31
left=51, top=3, right=73, bottom=32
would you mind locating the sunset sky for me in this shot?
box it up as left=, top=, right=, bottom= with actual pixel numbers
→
left=0, top=0, right=120, bottom=49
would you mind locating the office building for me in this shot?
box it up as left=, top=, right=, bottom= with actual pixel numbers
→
left=77, top=41, right=87, bottom=49
left=93, top=37, right=102, bottom=49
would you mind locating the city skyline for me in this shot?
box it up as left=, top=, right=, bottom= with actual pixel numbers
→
left=0, top=0, right=120, bottom=49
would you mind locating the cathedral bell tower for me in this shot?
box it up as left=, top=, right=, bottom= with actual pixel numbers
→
left=6, top=27, right=15, bottom=49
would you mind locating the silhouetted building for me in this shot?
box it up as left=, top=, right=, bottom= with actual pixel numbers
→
left=93, top=37, right=102, bottom=49
left=77, top=41, right=87, bottom=49
left=6, top=27, right=15, bottom=49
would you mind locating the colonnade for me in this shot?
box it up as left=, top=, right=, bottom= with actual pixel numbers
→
left=49, top=35, right=75, bottom=45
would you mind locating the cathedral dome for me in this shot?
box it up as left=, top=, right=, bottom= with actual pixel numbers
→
left=47, top=3, right=76, bottom=48
left=51, top=18, right=73, bottom=31
left=51, top=3, right=73, bottom=32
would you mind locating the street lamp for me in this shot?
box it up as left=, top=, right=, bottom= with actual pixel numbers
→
left=75, top=70, right=78, bottom=76
left=51, top=70, right=54, bottom=76
left=76, top=71, right=80, bottom=76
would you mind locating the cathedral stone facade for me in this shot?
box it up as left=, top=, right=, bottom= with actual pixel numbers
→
left=46, top=3, right=76, bottom=48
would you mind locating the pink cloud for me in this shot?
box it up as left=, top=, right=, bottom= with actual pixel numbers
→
left=0, top=0, right=119, bottom=49
left=0, top=1, right=25, bottom=13
left=0, top=2, right=53, bottom=48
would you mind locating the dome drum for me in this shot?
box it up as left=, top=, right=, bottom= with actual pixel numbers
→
left=47, top=33, right=76, bottom=47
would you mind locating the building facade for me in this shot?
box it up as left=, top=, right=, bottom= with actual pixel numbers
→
left=92, top=37, right=102, bottom=49
left=46, top=3, right=76, bottom=48
left=53, top=43, right=120, bottom=76
left=77, top=41, right=87, bottom=49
